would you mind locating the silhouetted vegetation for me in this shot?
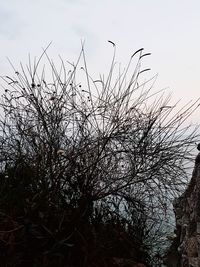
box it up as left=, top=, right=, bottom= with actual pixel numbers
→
left=0, top=43, right=198, bottom=266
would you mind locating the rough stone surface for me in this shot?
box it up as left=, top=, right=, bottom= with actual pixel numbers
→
left=165, top=152, right=200, bottom=267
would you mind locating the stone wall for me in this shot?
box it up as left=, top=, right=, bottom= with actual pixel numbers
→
left=165, top=152, right=200, bottom=267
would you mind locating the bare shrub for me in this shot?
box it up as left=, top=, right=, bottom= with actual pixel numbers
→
left=0, top=43, right=198, bottom=266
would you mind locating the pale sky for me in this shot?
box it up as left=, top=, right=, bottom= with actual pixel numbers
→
left=0, top=0, right=200, bottom=120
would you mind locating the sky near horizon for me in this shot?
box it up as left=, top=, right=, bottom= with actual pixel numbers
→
left=0, top=0, right=200, bottom=121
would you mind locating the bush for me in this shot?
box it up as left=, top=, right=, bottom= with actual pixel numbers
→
left=0, top=43, right=198, bottom=266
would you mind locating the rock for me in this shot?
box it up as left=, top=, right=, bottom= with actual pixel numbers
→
left=166, top=152, right=200, bottom=266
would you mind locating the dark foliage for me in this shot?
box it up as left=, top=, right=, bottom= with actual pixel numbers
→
left=0, top=44, right=198, bottom=266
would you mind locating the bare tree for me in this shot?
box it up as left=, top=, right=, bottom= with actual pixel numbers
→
left=0, top=43, right=198, bottom=266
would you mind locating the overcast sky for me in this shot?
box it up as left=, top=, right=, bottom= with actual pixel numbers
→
left=0, top=0, right=200, bottom=120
